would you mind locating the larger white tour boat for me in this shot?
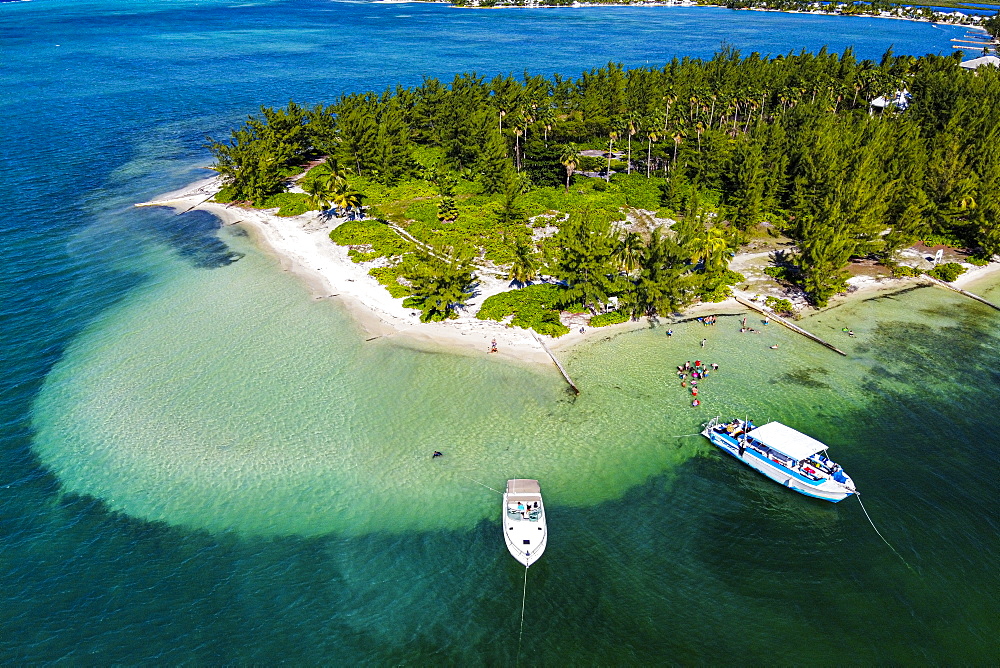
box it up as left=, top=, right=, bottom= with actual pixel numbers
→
left=702, top=417, right=856, bottom=502
left=502, top=479, right=547, bottom=567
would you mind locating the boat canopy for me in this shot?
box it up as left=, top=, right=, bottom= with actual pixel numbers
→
left=507, top=479, right=540, bottom=495
left=746, top=422, right=828, bottom=460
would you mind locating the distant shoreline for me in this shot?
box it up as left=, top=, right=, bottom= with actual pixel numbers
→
left=443, top=0, right=998, bottom=36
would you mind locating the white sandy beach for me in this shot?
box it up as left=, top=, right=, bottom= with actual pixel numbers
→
left=139, top=175, right=1000, bottom=366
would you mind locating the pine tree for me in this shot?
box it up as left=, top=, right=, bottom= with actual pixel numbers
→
left=403, top=247, right=476, bottom=322
left=478, top=129, right=512, bottom=194
left=551, top=211, right=617, bottom=312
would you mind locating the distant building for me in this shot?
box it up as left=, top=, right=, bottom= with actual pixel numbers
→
left=870, top=89, right=911, bottom=112
left=959, top=55, right=1000, bottom=71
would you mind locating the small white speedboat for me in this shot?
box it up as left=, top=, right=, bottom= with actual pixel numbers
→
left=702, top=417, right=856, bottom=502
left=502, top=479, right=547, bottom=567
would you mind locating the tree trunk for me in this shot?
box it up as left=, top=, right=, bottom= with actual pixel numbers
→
left=607, top=139, right=613, bottom=182
left=647, top=138, right=652, bottom=179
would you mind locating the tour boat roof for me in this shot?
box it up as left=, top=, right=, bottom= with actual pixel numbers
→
left=746, top=422, right=828, bottom=460
left=507, top=479, right=540, bottom=494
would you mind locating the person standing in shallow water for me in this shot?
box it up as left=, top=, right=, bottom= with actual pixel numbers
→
left=701, top=338, right=706, bottom=347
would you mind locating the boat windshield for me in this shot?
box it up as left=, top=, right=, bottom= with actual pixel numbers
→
left=506, top=496, right=541, bottom=521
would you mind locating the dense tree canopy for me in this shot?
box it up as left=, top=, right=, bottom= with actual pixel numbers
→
left=209, top=48, right=1000, bottom=309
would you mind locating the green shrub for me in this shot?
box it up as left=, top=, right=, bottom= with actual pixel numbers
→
left=609, top=173, right=662, bottom=210
left=591, top=179, right=608, bottom=192
left=928, top=262, right=966, bottom=282
left=701, top=285, right=733, bottom=302
left=764, top=265, right=797, bottom=283
left=476, top=284, right=570, bottom=337
left=590, top=310, right=629, bottom=327
left=764, top=296, right=795, bottom=314
left=892, top=264, right=923, bottom=278
left=254, top=192, right=315, bottom=216
left=717, top=269, right=745, bottom=285
left=330, top=220, right=412, bottom=259
left=214, top=185, right=238, bottom=203
left=578, top=156, right=603, bottom=172
left=968, top=255, right=990, bottom=267
left=921, top=232, right=966, bottom=248
left=368, top=265, right=412, bottom=298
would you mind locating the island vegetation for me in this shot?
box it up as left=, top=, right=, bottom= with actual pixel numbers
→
left=207, top=48, right=1000, bottom=333
left=450, top=0, right=996, bottom=25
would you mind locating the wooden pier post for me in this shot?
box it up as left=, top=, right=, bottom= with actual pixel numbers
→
left=735, top=297, right=847, bottom=356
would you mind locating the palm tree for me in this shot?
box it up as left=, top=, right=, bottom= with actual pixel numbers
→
left=559, top=143, right=581, bottom=193
left=340, top=190, right=365, bottom=218
left=307, top=158, right=350, bottom=190
left=613, top=231, right=643, bottom=275
left=625, top=112, right=640, bottom=175
left=302, top=158, right=350, bottom=214
left=510, top=109, right=526, bottom=172
left=606, top=129, right=619, bottom=182
left=671, top=126, right=686, bottom=167
left=644, top=126, right=659, bottom=179
left=537, top=105, right=556, bottom=144
left=695, top=121, right=705, bottom=152
left=302, top=177, right=332, bottom=213
left=507, top=240, right=540, bottom=287
left=691, top=227, right=731, bottom=273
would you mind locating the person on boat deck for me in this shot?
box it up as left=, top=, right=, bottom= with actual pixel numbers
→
left=517, top=502, right=524, bottom=512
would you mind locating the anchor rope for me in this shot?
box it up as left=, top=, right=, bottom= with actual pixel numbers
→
left=673, top=433, right=702, bottom=438
left=856, top=492, right=916, bottom=573
left=516, top=565, right=528, bottom=667
left=459, top=474, right=503, bottom=495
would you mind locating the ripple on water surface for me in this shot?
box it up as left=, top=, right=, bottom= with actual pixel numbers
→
left=32, top=226, right=1000, bottom=537
left=32, top=230, right=706, bottom=536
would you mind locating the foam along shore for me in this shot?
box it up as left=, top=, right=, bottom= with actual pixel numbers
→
left=139, top=176, right=1000, bottom=363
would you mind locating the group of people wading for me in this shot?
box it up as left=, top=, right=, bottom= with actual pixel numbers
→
left=677, top=359, right=719, bottom=408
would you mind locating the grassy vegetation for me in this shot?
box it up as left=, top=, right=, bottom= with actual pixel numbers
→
left=368, top=263, right=414, bottom=298
left=254, top=192, right=316, bottom=217
left=764, top=296, right=795, bottom=314
left=329, top=220, right=414, bottom=259
left=589, top=310, right=629, bottom=327
left=891, top=264, right=923, bottom=278
left=476, top=284, right=571, bottom=337
left=928, top=262, right=967, bottom=282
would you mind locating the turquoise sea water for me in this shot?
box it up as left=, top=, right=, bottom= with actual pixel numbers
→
left=3, top=0, right=999, bottom=662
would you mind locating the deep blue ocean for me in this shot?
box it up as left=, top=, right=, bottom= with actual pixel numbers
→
left=3, top=0, right=999, bottom=663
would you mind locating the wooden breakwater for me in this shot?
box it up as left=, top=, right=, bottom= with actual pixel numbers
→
left=922, top=275, right=1000, bottom=312
left=532, top=332, right=579, bottom=394
left=735, top=296, right=847, bottom=356
left=134, top=192, right=216, bottom=215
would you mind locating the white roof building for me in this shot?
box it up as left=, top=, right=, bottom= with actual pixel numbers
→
left=960, top=55, right=1000, bottom=71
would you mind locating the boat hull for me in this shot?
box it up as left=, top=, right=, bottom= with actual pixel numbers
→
left=702, top=427, right=855, bottom=502
left=502, top=479, right=547, bottom=567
